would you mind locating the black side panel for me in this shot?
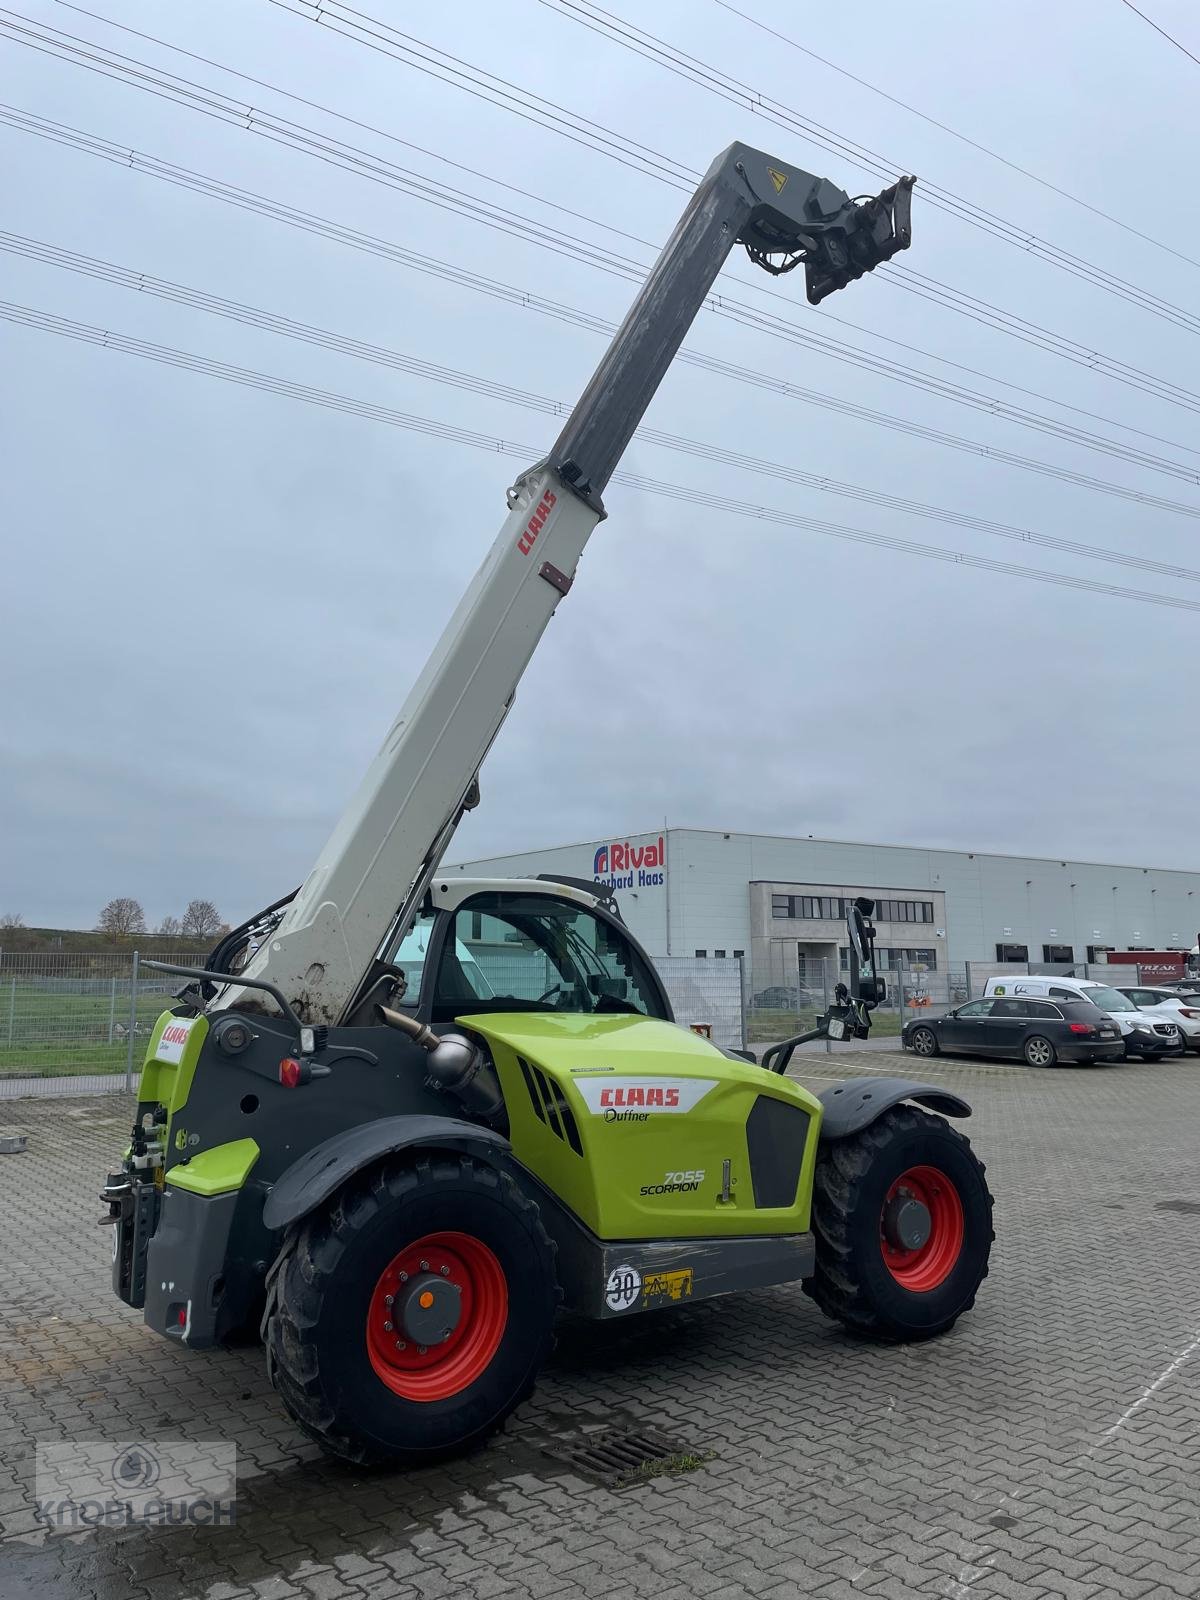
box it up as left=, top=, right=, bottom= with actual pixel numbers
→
left=262, top=1114, right=510, bottom=1230
left=818, top=1077, right=971, bottom=1140
left=745, top=1095, right=812, bottom=1210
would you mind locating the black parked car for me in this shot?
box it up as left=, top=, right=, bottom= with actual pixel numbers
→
left=903, top=996, right=1124, bottom=1067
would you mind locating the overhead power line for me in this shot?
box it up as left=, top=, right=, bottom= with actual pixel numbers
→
left=11, top=225, right=1200, bottom=591
left=532, top=0, right=1200, bottom=335
left=6, top=103, right=1200, bottom=523
left=6, top=114, right=1200, bottom=523
left=1120, top=1, right=1200, bottom=69
left=5, top=296, right=1199, bottom=619
left=712, top=0, right=1200, bottom=275
left=8, top=6, right=1199, bottom=419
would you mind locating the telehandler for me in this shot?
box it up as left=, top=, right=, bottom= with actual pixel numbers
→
left=102, top=142, right=993, bottom=1465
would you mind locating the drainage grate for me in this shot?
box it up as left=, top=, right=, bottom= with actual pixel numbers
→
left=542, top=1427, right=711, bottom=1489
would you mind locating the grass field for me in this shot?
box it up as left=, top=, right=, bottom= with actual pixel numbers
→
left=0, top=982, right=174, bottom=1076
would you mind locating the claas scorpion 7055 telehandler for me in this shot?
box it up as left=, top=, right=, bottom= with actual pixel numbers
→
left=102, top=142, right=993, bottom=1465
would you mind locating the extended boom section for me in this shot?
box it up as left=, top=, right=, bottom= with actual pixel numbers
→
left=227, top=143, right=914, bottom=1024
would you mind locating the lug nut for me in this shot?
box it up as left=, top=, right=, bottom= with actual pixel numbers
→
left=384, top=1294, right=394, bottom=1307
left=398, top=1271, right=408, bottom=1283
left=383, top=1321, right=393, bottom=1332
left=417, top=1344, right=428, bottom=1354
left=396, top=1340, right=406, bottom=1351
left=439, top=1265, right=450, bottom=1277
left=419, top=1259, right=430, bottom=1271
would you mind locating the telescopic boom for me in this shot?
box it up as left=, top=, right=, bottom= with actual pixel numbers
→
left=226, top=143, right=914, bottom=1023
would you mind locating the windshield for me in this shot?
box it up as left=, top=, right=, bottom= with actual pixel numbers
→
left=1084, top=985, right=1136, bottom=1013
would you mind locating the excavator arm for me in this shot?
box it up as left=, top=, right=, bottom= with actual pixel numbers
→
left=223, top=143, right=914, bottom=1025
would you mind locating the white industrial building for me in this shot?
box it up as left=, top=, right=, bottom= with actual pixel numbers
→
left=449, top=827, right=1200, bottom=991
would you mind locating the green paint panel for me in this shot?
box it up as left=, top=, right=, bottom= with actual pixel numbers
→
left=461, top=1013, right=822, bottom=1240
left=169, top=1137, right=260, bottom=1196
left=138, top=1012, right=210, bottom=1114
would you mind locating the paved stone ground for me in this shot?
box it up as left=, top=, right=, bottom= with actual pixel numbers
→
left=3, top=1048, right=1200, bottom=1600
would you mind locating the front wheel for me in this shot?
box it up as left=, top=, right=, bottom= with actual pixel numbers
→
left=909, top=1026, right=939, bottom=1058
left=805, top=1105, right=993, bottom=1341
left=264, top=1154, right=558, bottom=1465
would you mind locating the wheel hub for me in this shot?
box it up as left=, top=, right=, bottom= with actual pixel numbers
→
left=398, top=1272, right=462, bottom=1344
left=366, top=1230, right=508, bottom=1402
left=879, top=1165, right=965, bottom=1292
left=882, top=1192, right=932, bottom=1251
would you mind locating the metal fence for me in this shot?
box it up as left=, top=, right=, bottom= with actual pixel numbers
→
left=0, top=948, right=204, bottom=1087
left=0, top=947, right=749, bottom=1085
left=3, top=945, right=1161, bottom=1092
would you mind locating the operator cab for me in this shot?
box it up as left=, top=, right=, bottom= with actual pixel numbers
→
left=390, top=877, right=672, bottom=1025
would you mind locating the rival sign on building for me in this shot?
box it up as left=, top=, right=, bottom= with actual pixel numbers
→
left=593, top=835, right=666, bottom=892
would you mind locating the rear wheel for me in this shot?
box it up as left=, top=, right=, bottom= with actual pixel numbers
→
left=805, top=1104, right=993, bottom=1341
left=909, top=1026, right=939, bottom=1058
left=264, top=1154, right=558, bottom=1465
left=1023, top=1035, right=1056, bottom=1068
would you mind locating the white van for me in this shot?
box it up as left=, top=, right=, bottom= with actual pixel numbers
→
left=983, top=974, right=1179, bottom=1059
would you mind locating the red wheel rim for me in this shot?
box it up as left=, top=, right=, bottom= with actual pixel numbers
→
left=366, top=1231, right=508, bottom=1401
left=880, top=1165, right=964, bottom=1291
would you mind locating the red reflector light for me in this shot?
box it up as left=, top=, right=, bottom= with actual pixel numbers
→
left=1068, top=1023, right=1094, bottom=1034
left=177, top=1306, right=187, bottom=1327
left=1180, top=1009, right=1200, bottom=1019
left=279, top=1057, right=302, bottom=1088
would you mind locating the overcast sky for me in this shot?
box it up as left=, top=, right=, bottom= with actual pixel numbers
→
left=3, top=0, right=1199, bottom=930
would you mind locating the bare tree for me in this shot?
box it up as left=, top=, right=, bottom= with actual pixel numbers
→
left=181, top=899, right=222, bottom=940
left=0, top=912, right=24, bottom=929
left=97, top=898, right=147, bottom=937
left=157, top=915, right=183, bottom=938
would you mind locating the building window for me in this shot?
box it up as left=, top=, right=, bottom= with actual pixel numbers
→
left=772, top=893, right=847, bottom=920
left=733, top=949, right=744, bottom=959
left=1043, top=944, right=1074, bottom=963
left=875, top=899, right=934, bottom=924
left=714, top=949, right=726, bottom=958
left=695, top=949, right=706, bottom=958
left=1087, top=944, right=1113, bottom=962
left=865, top=946, right=939, bottom=971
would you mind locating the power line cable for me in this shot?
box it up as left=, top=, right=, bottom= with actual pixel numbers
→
left=6, top=294, right=1200, bottom=618
left=531, top=0, right=1200, bottom=335
left=6, top=104, right=1200, bottom=518
left=1119, top=0, right=1200, bottom=69
left=9, top=5, right=1200, bottom=414
left=11, top=225, right=1200, bottom=587
left=711, top=0, right=1200, bottom=275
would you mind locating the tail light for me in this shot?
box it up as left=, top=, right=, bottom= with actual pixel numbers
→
left=279, top=1057, right=303, bottom=1088
left=1068, top=1023, right=1095, bottom=1034
left=1180, top=1009, right=1200, bottom=1020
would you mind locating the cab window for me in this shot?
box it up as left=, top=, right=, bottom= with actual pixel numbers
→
left=432, top=892, right=668, bottom=1022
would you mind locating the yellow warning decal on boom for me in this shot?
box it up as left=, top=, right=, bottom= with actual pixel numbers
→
left=766, top=167, right=788, bottom=193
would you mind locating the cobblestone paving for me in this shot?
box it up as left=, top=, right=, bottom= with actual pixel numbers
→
left=2, top=1049, right=1200, bottom=1599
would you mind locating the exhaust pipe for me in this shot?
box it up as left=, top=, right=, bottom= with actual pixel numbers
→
left=376, top=1005, right=504, bottom=1123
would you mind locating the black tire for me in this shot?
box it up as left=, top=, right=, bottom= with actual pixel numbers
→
left=264, top=1153, right=558, bottom=1466
left=805, top=1104, right=994, bottom=1341
left=909, top=1026, right=939, bottom=1059
left=1023, top=1034, right=1056, bottom=1068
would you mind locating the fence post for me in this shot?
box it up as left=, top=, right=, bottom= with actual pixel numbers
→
left=125, top=950, right=140, bottom=1092
left=822, top=958, right=831, bottom=1054
left=6, top=977, right=14, bottom=1046
left=107, top=975, right=118, bottom=1045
